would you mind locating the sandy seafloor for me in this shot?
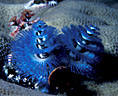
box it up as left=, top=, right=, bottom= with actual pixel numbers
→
left=0, top=0, right=118, bottom=96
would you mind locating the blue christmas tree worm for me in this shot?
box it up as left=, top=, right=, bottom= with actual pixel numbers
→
left=60, top=24, right=104, bottom=79
left=3, top=9, right=104, bottom=94
left=3, top=19, right=69, bottom=93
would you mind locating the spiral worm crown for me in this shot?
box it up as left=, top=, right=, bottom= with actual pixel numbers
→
left=3, top=19, right=104, bottom=93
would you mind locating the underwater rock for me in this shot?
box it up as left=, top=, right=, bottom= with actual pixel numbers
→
left=0, top=0, right=118, bottom=96
left=0, top=37, right=10, bottom=61
left=0, top=36, right=10, bottom=79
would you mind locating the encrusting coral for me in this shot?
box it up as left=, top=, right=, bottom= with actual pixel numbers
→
left=0, top=0, right=118, bottom=96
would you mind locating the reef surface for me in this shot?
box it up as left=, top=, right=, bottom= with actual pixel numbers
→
left=0, top=0, right=118, bottom=96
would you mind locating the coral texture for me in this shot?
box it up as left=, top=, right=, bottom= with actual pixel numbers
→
left=0, top=0, right=118, bottom=96
left=0, top=79, right=55, bottom=96
left=0, top=37, right=10, bottom=61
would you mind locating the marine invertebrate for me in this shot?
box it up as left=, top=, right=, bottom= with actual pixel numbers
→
left=8, top=9, right=38, bottom=38
left=60, top=24, right=104, bottom=79
left=4, top=19, right=69, bottom=93
left=3, top=20, right=104, bottom=94
left=4, top=4, right=104, bottom=91
left=3, top=0, right=104, bottom=93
